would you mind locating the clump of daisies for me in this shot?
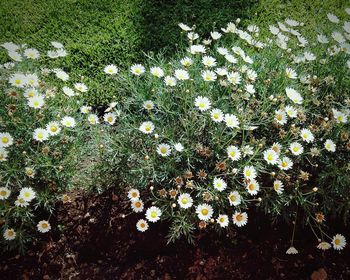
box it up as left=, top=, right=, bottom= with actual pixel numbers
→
left=0, top=42, right=91, bottom=252
left=97, top=7, right=350, bottom=250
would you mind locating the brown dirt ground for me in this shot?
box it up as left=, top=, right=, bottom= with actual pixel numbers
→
left=1, top=189, right=349, bottom=280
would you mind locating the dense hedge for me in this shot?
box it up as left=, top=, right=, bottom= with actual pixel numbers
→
left=0, top=0, right=348, bottom=105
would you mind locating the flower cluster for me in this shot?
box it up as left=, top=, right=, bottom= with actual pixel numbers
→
left=98, top=8, right=349, bottom=250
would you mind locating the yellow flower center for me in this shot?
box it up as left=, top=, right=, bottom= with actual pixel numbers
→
left=160, top=147, right=167, bottom=154
left=201, top=209, right=208, bottom=216
left=282, top=162, right=287, bottom=168
left=42, top=223, right=48, bottom=229
left=276, top=115, right=282, bottom=121
left=245, top=170, right=251, bottom=176
left=24, top=192, right=30, bottom=198
left=51, top=126, right=57, bottom=132
left=2, top=137, right=9, bottom=144
left=135, top=69, right=141, bottom=74
left=267, top=154, right=273, bottom=161
left=219, top=217, right=225, bottom=223
left=107, top=117, right=113, bottom=122
left=135, top=201, right=141, bottom=208
left=140, top=223, right=145, bottom=228
left=181, top=198, right=188, bottom=204
left=15, top=79, right=21, bottom=84
left=229, top=151, right=236, bottom=157
left=38, top=133, right=43, bottom=139
left=132, top=192, right=137, bottom=198
left=0, top=190, right=7, bottom=196
left=248, top=184, right=255, bottom=191
left=236, top=214, right=243, bottom=221
left=293, top=147, right=299, bottom=152
left=230, top=195, right=236, bottom=202
left=199, top=103, right=205, bottom=108
left=34, top=101, right=39, bottom=107
left=213, top=113, right=219, bottom=119
left=335, top=239, right=340, bottom=245
left=151, top=211, right=157, bottom=218
left=8, top=230, right=14, bottom=236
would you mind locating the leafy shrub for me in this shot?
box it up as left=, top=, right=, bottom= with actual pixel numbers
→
left=0, top=42, right=91, bottom=252
left=94, top=9, right=350, bottom=252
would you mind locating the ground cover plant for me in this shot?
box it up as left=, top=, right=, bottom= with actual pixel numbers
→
left=92, top=8, right=350, bottom=253
left=0, top=0, right=349, bottom=276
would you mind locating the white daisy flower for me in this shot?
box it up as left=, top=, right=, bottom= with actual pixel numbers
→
left=275, top=109, right=287, bottom=125
left=104, top=112, right=117, bottom=125
left=263, top=149, right=279, bottom=165
left=9, top=73, right=27, bottom=88
left=174, top=69, right=189, bottom=80
left=202, top=70, right=217, bottom=82
left=180, top=57, right=193, bottom=67
left=228, top=191, right=241, bottom=206
left=286, top=246, right=298, bottom=254
left=213, top=177, right=227, bottom=192
left=286, top=87, right=303, bottom=104
left=157, top=143, right=171, bottom=157
left=25, top=167, right=36, bottom=178
left=19, top=187, right=36, bottom=202
left=273, top=180, right=284, bottom=194
left=217, top=214, right=229, bottom=228
left=245, top=84, right=255, bottom=94
left=285, top=68, right=297, bottom=79
left=278, top=156, right=293, bottom=170
left=217, top=47, right=228, bottom=55
left=317, top=34, right=329, bottom=44
left=304, top=51, right=316, bottom=61
left=271, top=143, right=282, bottom=155
left=187, top=32, right=199, bottom=40
left=3, top=228, right=16, bottom=241
left=37, top=220, right=51, bottom=233
left=202, top=56, right=217, bottom=67
left=139, top=121, right=154, bottom=134
left=327, top=13, right=339, bottom=23
left=1, top=42, right=19, bottom=51
left=143, top=100, right=154, bottom=111
left=33, top=128, right=49, bottom=142
left=224, top=114, right=240, bottom=128
left=87, top=114, right=99, bottom=125
left=317, top=241, right=332, bottom=251
left=195, top=96, right=211, bottom=111
left=61, top=116, right=76, bottom=128
left=211, top=31, right=222, bottom=40
left=0, top=187, right=11, bottom=200
left=189, top=44, right=206, bottom=54
left=15, top=197, right=29, bottom=207
left=177, top=193, right=193, bottom=209
left=232, top=211, right=248, bottom=227
left=196, top=204, right=213, bottom=221
left=131, top=64, right=145, bottom=76
left=332, top=234, right=346, bottom=250
left=26, top=73, right=39, bottom=87
left=53, top=69, right=69, bottom=81
left=28, top=95, right=45, bottom=109
left=246, top=69, right=257, bottom=81
left=210, top=109, right=224, bottom=123
left=74, top=83, right=88, bottom=93
left=164, top=76, right=177, bottom=87
left=0, top=148, right=8, bottom=162
left=178, top=23, right=192, bottom=31
left=227, top=145, right=241, bottom=161
left=24, top=48, right=40, bottom=59
left=227, top=72, right=241, bottom=85
left=8, top=51, right=22, bottom=62
left=332, top=108, right=348, bottom=123
left=24, top=88, right=39, bottom=98
left=285, top=18, right=300, bottom=27
left=332, top=31, right=346, bottom=43
left=128, top=189, right=140, bottom=201
left=131, top=199, right=144, bottom=213
left=225, top=54, right=237, bottom=64
left=51, top=41, right=64, bottom=49
left=150, top=67, right=164, bottom=78
left=215, top=68, right=227, bottom=77
left=246, top=179, right=260, bottom=195
left=290, top=142, right=304, bottom=156
left=0, top=133, right=13, bottom=148
left=104, top=64, right=118, bottom=75
left=285, top=105, right=297, bottom=118
left=300, top=128, right=314, bottom=143
left=136, top=219, right=149, bottom=232
left=324, top=139, right=336, bottom=152
left=174, top=143, right=184, bottom=152
left=62, top=86, right=76, bottom=97
left=243, top=166, right=257, bottom=180
left=146, top=206, right=162, bottom=222
left=80, top=106, right=92, bottom=114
